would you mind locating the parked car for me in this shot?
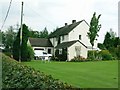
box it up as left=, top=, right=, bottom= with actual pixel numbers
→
left=34, top=50, right=52, bottom=60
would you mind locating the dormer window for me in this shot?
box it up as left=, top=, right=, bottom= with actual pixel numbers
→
left=79, top=35, right=81, bottom=40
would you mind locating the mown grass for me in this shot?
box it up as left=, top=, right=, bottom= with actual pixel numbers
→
left=23, top=60, right=118, bottom=88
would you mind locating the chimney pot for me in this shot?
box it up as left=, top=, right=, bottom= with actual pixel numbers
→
left=65, top=23, right=67, bottom=26
left=72, top=20, right=76, bottom=23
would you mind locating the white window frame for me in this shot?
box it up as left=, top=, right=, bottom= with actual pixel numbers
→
left=59, top=49, right=62, bottom=54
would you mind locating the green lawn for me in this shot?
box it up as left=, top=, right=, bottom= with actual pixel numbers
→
left=23, top=60, right=118, bottom=88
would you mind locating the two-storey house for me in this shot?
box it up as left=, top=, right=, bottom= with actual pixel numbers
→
left=28, top=20, right=98, bottom=61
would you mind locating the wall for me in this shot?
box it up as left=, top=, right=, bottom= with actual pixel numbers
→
left=33, top=47, right=53, bottom=55
left=60, top=35, right=69, bottom=43
left=68, top=41, right=88, bottom=61
left=69, top=21, right=92, bottom=47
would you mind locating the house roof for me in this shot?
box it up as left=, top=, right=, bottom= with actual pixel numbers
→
left=55, top=40, right=87, bottom=49
left=48, top=20, right=89, bottom=38
left=29, top=38, right=53, bottom=47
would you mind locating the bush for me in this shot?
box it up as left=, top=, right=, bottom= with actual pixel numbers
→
left=50, top=55, right=59, bottom=61
left=70, top=56, right=87, bottom=62
left=87, top=50, right=100, bottom=61
left=55, top=49, right=67, bottom=61
left=3, top=52, right=12, bottom=58
left=99, top=50, right=113, bottom=60
left=2, top=53, right=72, bottom=89
left=26, top=45, right=34, bottom=61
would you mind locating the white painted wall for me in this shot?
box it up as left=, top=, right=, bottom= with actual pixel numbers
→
left=69, top=21, right=92, bottom=47
left=68, top=41, right=88, bottom=61
left=50, top=37, right=58, bottom=47
left=60, top=35, right=69, bottom=43
left=33, top=47, right=53, bottom=54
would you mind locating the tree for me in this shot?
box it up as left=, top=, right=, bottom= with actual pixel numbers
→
left=29, top=28, right=39, bottom=38
left=13, top=24, right=34, bottom=61
left=109, top=28, right=116, bottom=39
left=4, top=26, right=16, bottom=52
left=87, top=12, right=101, bottom=59
left=103, top=32, right=112, bottom=50
left=39, top=27, right=49, bottom=38
left=0, top=31, right=5, bottom=44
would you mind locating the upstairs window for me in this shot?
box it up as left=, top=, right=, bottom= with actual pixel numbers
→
left=62, top=36, right=64, bottom=41
left=79, top=35, right=81, bottom=40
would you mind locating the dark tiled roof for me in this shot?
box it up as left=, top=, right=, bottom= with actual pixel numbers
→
left=55, top=41, right=77, bottom=49
left=49, top=20, right=85, bottom=38
left=55, top=40, right=87, bottom=49
left=29, top=38, right=53, bottom=47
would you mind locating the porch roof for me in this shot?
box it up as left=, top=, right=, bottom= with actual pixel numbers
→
left=55, top=40, right=87, bottom=49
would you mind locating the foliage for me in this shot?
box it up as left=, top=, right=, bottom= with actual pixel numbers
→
left=4, top=26, right=16, bottom=52
left=39, top=27, right=49, bottom=38
left=29, top=27, right=49, bottom=38
left=50, top=55, right=59, bottom=61
left=87, top=12, right=101, bottom=60
left=70, top=56, right=86, bottom=62
left=13, top=24, right=32, bottom=61
left=99, top=50, right=113, bottom=60
left=116, top=45, right=120, bottom=60
left=2, top=53, right=72, bottom=89
left=13, top=30, right=20, bottom=60
left=0, top=26, right=16, bottom=54
left=101, top=29, right=120, bottom=59
left=87, top=12, right=101, bottom=48
left=3, top=52, right=12, bottom=58
left=87, top=50, right=100, bottom=61
left=0, top=31, right=5, bottom=44
left=55, top=48, right=67, bottom=61
left=27, top=45, right=34, bottom=61
left=103, top=32, right=113, bottom=50
left=98, top=43, right=105, bottom=50
left=29, top=28, right=39, bottom=38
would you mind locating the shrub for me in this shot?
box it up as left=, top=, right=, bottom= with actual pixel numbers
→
left=26, top=45, right=34, bottom=61
left=3, top=52, right=12, bottom=58
left=99, top=50, right=113, bottom=60
left=2, top=53, right=72, bottom=89
left=87, top=50, right=100, bottom=61
left=50, top=55, right=59, bottom=61
left=70, top=56, right=87, bottom=62
left=55, top=48, right=67, bottom=61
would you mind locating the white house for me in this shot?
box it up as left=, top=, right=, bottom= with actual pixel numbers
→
left=28, top=38, right=53, bottom=55
left=28, top=20, right=98, bottom=61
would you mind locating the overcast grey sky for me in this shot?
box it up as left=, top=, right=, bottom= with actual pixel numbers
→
left=0, top=0, right=119, bottom=43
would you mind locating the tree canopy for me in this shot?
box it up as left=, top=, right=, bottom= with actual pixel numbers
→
left=87, top=12, right=101, bottom=48
left=13, top=24, right=34, bottom=61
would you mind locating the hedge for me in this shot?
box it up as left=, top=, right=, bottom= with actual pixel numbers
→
left=2, top=53, right=72, bottom=89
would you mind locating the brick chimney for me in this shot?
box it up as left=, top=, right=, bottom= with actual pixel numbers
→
left=72, top=20, right=76, bottom=23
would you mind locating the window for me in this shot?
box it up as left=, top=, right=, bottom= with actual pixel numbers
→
left=79, top=35, right=81, bottom=40
left=34, top=48, right=44, bottom=50
left=62, top=36, right=64, bottom=41
left=59, top=49, right=62, bottom=54
left=48, top=49, right=51, bottom=54
left=75, top=46, right=81, bottom=57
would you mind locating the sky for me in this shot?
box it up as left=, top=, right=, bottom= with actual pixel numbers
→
left=0, top=0, right=119, bottom=43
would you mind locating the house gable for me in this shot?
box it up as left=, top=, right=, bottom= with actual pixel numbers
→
left=68, top=20, right=91, bottom=47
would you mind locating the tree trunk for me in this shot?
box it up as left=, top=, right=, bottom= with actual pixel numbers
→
left=92, top=46, right=95, bottom=60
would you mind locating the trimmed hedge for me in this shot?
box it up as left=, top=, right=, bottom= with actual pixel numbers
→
left=2, top=53, right=72, bottom=89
